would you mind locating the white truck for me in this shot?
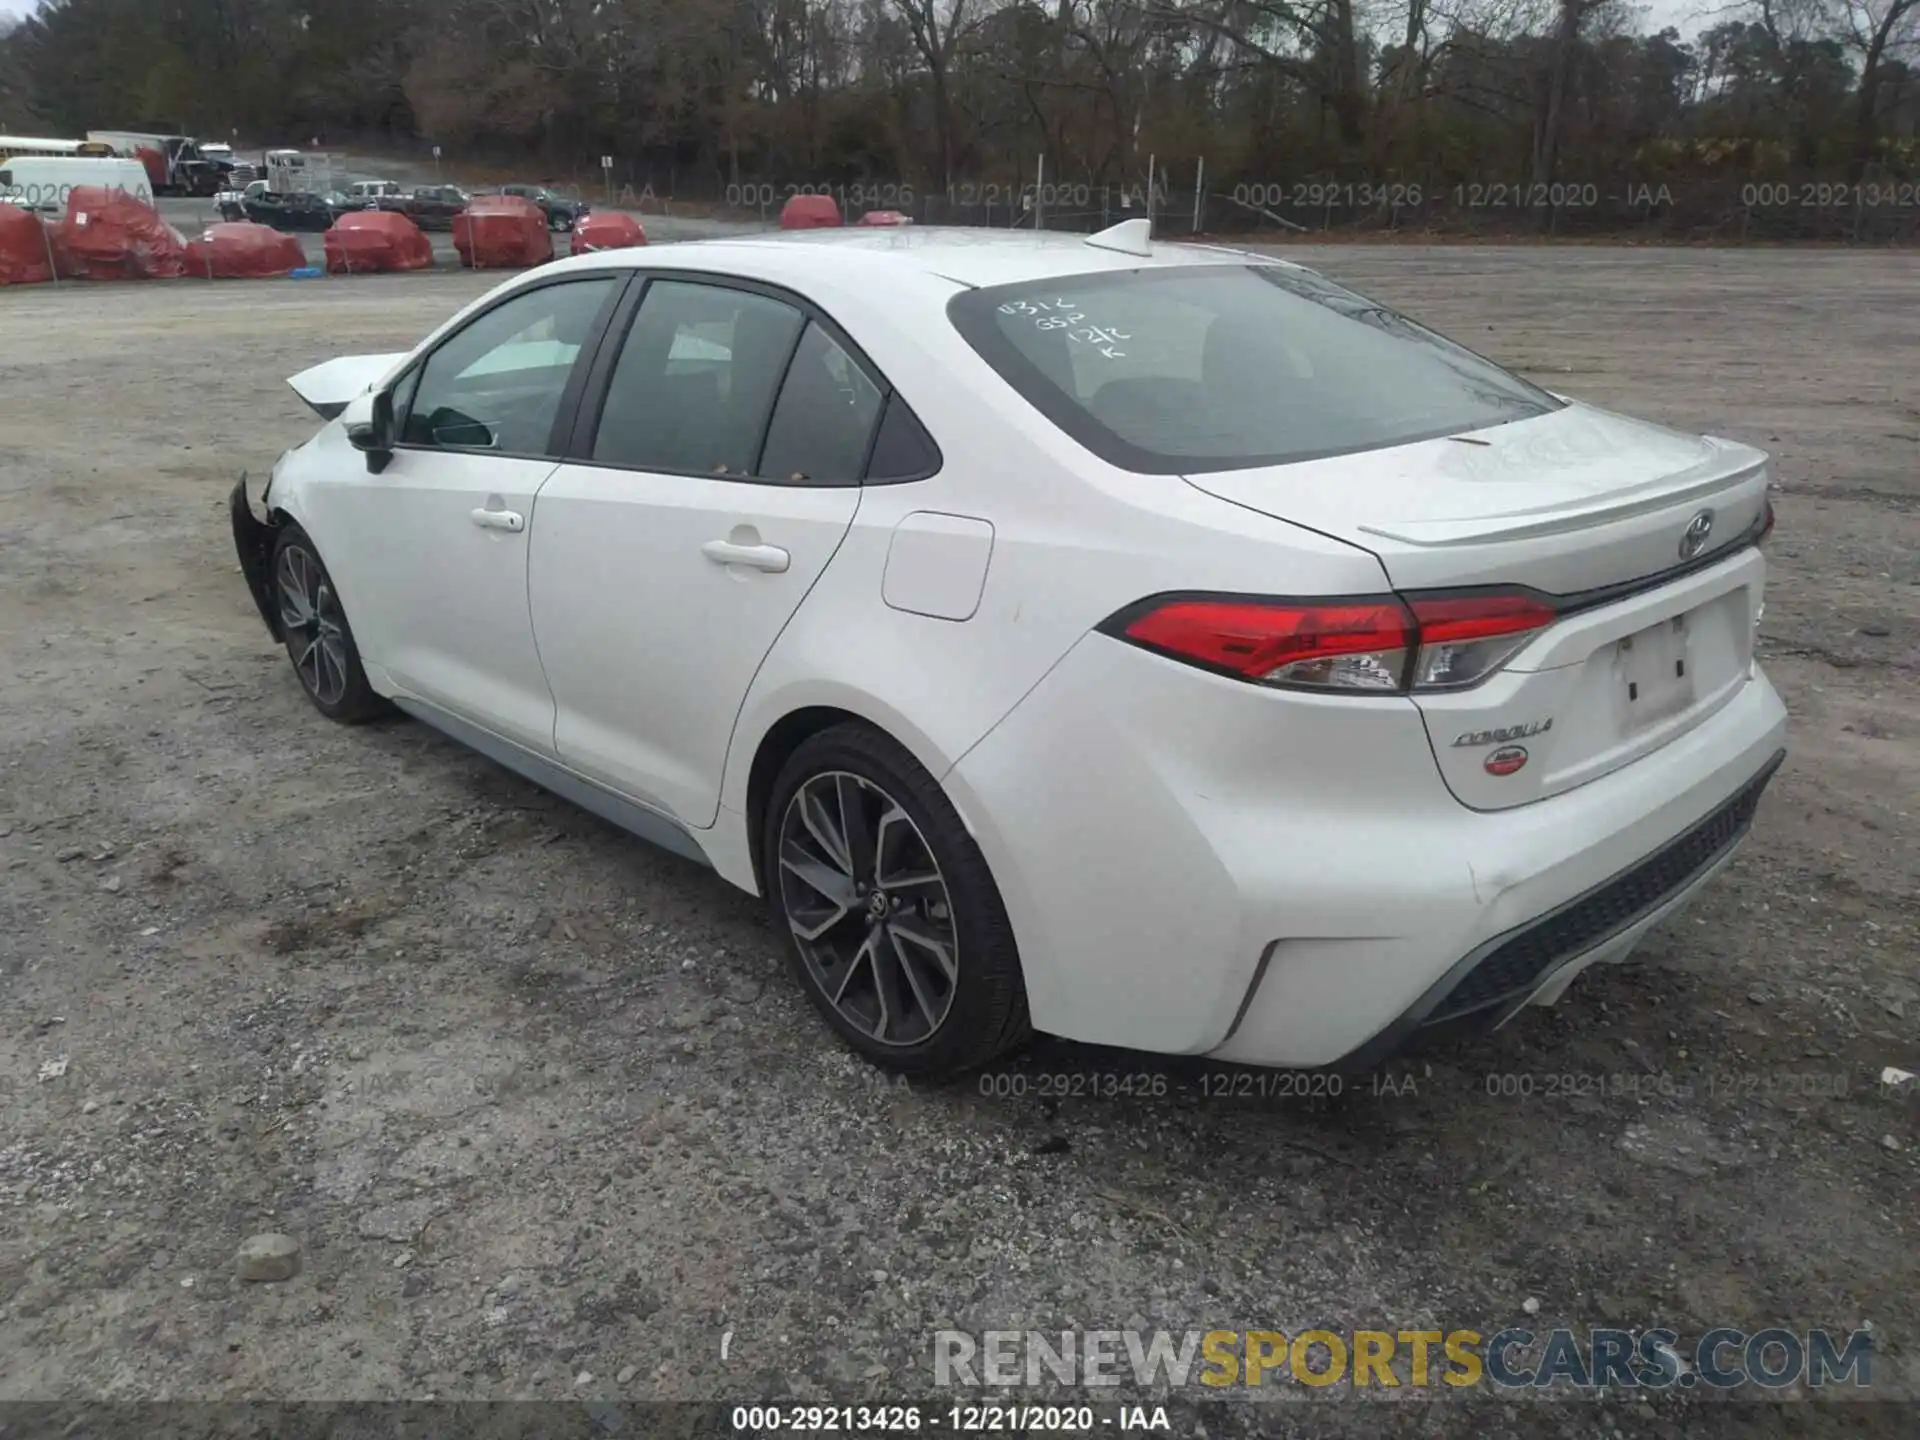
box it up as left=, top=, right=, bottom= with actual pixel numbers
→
left=343, top=179, right=404, bottom=208
left=264, top=149, right=337, bottom=194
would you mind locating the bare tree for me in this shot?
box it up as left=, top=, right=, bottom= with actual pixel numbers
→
left=888, top=0, right=989, bottom=186
left=1531, top=0, right=1617, bottom=187
left=1833, top=0, right=1920, bottom=170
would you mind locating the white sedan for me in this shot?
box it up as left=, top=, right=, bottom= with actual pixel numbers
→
left=230, top=220, right=1787, bottom=1077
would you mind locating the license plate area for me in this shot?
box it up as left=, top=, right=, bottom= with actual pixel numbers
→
left=1615, top=611, right=1698, bottom=731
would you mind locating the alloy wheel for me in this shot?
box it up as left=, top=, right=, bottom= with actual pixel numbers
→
left=776, top=771, right=959, bottom=1047
left=275, top=544, right=350, bottom=707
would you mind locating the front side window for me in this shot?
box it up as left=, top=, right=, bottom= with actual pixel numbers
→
left=400, top=278, right=617, bottom=456
left=591, top=280, right=805, bottom=477
left=949, top=264, right=1561, bottom=474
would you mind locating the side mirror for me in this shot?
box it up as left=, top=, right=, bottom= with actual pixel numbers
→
left=342, top=388, right=396, bottom=474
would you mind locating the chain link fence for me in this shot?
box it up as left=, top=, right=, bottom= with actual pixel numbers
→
left=330, top=132, right=1920, bottom=243
left=600, top=168, right=1920, bottom=245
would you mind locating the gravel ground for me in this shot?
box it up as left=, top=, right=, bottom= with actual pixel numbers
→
left=0, top=245, right=1916, bottom=1435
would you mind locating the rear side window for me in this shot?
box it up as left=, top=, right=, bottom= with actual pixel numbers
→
left=592, top=280, right=805, bottom=477
left=948, top=265, right=1560, bottom=474
left=758, top=322, right=884, bottom=485
left=864, top=395, right=941, bottom=481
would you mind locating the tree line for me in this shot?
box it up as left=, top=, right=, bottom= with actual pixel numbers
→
left=2, top=0, right=1916, bottom=236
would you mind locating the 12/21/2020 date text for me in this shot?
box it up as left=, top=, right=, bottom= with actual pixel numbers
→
left=729, top=1403, right=1173, bottom=1432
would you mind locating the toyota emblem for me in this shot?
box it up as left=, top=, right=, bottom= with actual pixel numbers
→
left=1679, top=509, right=1715, bottom=560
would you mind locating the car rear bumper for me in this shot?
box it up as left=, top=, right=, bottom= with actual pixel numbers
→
left=1316, top=744, right=1783, bottom=1073
left=944, top=632, right=1788, bottom=1069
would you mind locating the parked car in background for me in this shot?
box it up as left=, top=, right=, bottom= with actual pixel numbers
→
left=346, top=180, right=406, bottom=210
left=243, top=188, right=354, bottom=232
left=404, top=185, right=470, bottom=230
left=217, top=179, right=267, bottom=221
left=500, top=184, right=588, bottom=232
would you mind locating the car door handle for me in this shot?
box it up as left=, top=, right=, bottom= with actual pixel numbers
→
left=470, top=507, right=524, bottom=533
left=701, top=540, right=790, bottom=573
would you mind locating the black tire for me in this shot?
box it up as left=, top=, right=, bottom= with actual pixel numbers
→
left=761, top=722, right=1031, bottom=1079
left=269, top=523, right=388, bottom=724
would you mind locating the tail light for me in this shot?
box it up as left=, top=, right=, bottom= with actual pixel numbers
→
left=1105, top=590, right=1556, bottom=694
left=1118, top=598, right=1413, bottom=692
left=1404, top=593, right=1557, bottom=689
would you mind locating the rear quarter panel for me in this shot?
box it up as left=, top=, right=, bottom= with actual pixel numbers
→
left=712, top=254, right=1392, bottom=886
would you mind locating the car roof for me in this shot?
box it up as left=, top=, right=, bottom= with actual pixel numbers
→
left=575, top=225, right=1301, bottom=290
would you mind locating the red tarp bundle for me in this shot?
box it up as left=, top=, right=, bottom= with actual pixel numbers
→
left=570, top=211, right=647, bottom=255
left=53, top=187, right=187, bottom=279
left=133, top=146, right=168, bottom=195
left=859, top=210, right=911, bottom=226
left=185, top=222, right=308, bottom=279
left=40, top=221, right=85, bottom=280
left=780, top=194, right=842, bottom=229
left=454, top=195, right=553, bottom=268
left=324, top=210, right=434, bottom=274
left=0, top=203, right=57, bottom=285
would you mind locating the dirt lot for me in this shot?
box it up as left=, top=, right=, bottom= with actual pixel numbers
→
left=0, top=246, right=1916, bottom=1433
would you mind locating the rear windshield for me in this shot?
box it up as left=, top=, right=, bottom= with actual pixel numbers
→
left=947, top=264, right=1561, bottom=474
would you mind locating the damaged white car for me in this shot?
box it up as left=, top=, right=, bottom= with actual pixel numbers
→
left=231, top=223, right=1786, bottom=1076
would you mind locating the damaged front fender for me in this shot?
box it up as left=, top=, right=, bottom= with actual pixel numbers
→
left=230, top=472, right=283, bottom=642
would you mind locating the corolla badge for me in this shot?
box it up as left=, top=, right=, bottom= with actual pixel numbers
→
left=1679, top=509, right=1715, bottom=560
left=1453, top=718, right=1552, bottom=748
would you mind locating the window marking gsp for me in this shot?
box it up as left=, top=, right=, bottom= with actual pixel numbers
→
left=997, top=296, right=1130, bottom=359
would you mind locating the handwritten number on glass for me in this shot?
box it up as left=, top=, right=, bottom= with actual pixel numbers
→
left=1070, top=324, right=1130, bottom=359
left=998, top=298, right=1129, bottom=358
left=998, top=297, right=1082, bottom=317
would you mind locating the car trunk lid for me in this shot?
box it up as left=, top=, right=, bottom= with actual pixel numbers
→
left=286, top=351, right=408, bottom=420
left=1182, top=401, right=1771, bottom=810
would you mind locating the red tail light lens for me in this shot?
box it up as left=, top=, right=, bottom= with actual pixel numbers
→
left=1120, top=598, right=1414, bottom=691
left=1108, top=590, right=1557, bottom=694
